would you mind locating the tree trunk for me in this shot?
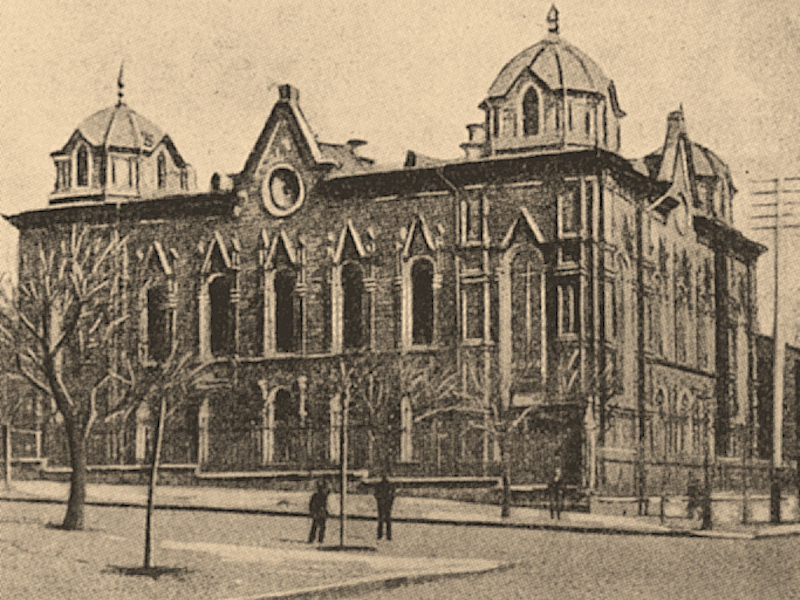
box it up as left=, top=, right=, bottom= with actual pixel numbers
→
left=500, top=433, right=511, bottom=518
left=144, top=397, right=167, bottom=569
left=62, top=419, right=87, bottom=530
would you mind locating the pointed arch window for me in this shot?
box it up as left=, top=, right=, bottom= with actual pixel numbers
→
left=76, top=145, right=90, bottom=187
left=260, top=231, right=303, bottom=355
left=138, top=242, right=177, bottom=365
left=147, top=286, right=171, bottom=362
left=157, top=153, right=167, bottom=189
left=342, top=262, right=365, bottom=350
left=522, top=87, right=540, bottom=136
left=411, top=259, right=434, bottom=345
left=200, top=234, right=239, bottom=359
left=500, top=240, right=546, bottom=390
left=401, top=218, right=439, bottom=349
left=331, top=223, right=372, bottom=353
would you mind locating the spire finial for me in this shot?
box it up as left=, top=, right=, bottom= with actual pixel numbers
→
left=547, top=5, right=559, bottom=34
left=117, top=61, right=125, bottom=105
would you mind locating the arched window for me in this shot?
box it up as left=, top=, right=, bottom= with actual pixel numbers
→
left=342, top=262, right=365, bottom=349
left=522, top=87, right=539, bottom=136
left=272, top=388, right=296, bottom=463
left=209, top=275, right=232, bottom=356
left=502, top=244, right=545, bottom=387
left=411, top=259, right=434, bottom=345
left=157, top=153, right=167, bottom=189
left=146, top=285, right=172, bottom=362
left=76, top=145, right=89, bottom=187
left=275, top=269, right=296, bottom=353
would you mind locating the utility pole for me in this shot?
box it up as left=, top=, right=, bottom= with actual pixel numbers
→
left=750, top=176, right=800, bottom=524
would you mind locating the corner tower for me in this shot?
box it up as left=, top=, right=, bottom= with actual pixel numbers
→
left=48, top=68, right=196, bottom=205
left=463, top=6, right=625, bottom=159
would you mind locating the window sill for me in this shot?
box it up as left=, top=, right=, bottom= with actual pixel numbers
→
left=404, top=344, right=439, bottom=354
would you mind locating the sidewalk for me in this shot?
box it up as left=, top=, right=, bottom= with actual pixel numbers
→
left=5, top=481, right=800, bottom=599
left=5, top=479, right=800, bottom=540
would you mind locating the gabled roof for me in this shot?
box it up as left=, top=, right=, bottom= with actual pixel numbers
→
left=241, top=85, right=338, bottom=175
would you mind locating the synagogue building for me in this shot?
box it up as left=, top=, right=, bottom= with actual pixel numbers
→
left=10, top=8, right=775, bottom=496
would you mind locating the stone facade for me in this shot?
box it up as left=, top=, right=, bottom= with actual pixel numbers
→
left=9, top=11, right=771, bottom=495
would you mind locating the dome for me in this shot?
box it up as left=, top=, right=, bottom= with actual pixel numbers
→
left=74, top=103, right=165, bottom=153
left=487, top=17, right=623, bottom=118
left=473, top=7, right=625, bottom=158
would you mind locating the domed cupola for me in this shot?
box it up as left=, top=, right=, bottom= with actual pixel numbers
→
left=465, top=6, right=625, bottom=159
left=49, top=68, right=196, bottom=204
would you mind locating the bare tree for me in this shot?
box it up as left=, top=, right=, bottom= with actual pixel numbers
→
left=0, top=225, right=126, bottom=530
left=344, top=352, right=458, bottom=472
left=110, top=349, right=212, bottom=570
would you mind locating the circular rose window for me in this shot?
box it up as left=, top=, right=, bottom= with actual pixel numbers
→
left=261, top=165, right=304, bottom=217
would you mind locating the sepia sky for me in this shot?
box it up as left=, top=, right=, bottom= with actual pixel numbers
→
left=1, top=0, right=799, bottom=332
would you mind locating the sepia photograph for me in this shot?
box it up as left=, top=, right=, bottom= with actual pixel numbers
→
left=2, top=1, right=800, bottom=598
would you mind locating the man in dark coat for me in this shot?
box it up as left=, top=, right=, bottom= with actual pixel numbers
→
left=374, top=475, right=396, bottom=540
left=307, top=479, right=329, bottom=543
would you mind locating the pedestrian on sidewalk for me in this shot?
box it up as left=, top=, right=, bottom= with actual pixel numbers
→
left=307, top=479, right=329, bottom=544
left=548, top=465, right=564, bottom=520
left=374, top=474, right=396, bottom=540
left=686, top=475, right=701, bottom=519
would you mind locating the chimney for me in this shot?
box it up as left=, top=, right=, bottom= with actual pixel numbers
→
left=278, top=84, right=300, bottom=103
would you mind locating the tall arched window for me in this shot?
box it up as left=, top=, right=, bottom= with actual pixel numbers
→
left=411, top=258, right=434, bottom=345
left=342, top=262, right=365, bottom=349
left=522, top=87, right=540, bottom=136
left=209, top=275, right=232, bottom=356
left=157, top=153, right=167, bottom=189
left=272, top=388, right=299, bottom=462
left=275, top=269, right=297, bottom=353
left=76, top=145, right=89, bottom=187
left=146, top=285, right=171, bottom=363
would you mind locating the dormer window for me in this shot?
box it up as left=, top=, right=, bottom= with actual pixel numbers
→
left=522, top=87, right=540, bottom=136
left=157, top=153, right=167, bottom=189
left=76, top=145, right=89, bottom=187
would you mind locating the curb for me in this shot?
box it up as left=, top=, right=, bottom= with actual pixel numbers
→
left=222, top=562, right=510, bottom=600
left=3, top=494, right=797, bottom=540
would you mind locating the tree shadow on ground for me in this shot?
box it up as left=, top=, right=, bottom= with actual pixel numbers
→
left=106, top=566, right=191, bottom=580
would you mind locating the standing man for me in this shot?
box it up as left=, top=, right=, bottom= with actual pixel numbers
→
left=374, top=475, right=396, bottom=541
left=307, top=479, right=329, bottom=544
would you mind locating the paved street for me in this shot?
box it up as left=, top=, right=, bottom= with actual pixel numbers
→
left=3, top=499, right=800, bottom=599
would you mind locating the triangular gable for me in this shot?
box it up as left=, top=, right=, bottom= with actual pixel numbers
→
left=241, top=86, right=336, bottom=176
left=501, top=206, right=546, bottom=249
left=402, top=215, right=436, bottom=258
left=150, top=136, right=186, bottom=167
left=261, top=229, right=297, bottom=268
left=650, top=142, right=692, bottom=216
left=333, top=221, right=368, bottom=264
left=143, top=240, right=173, bottom=276
left=201, top=231, right=232, bottom=273
left=51, top=130, right=92, bottom=157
